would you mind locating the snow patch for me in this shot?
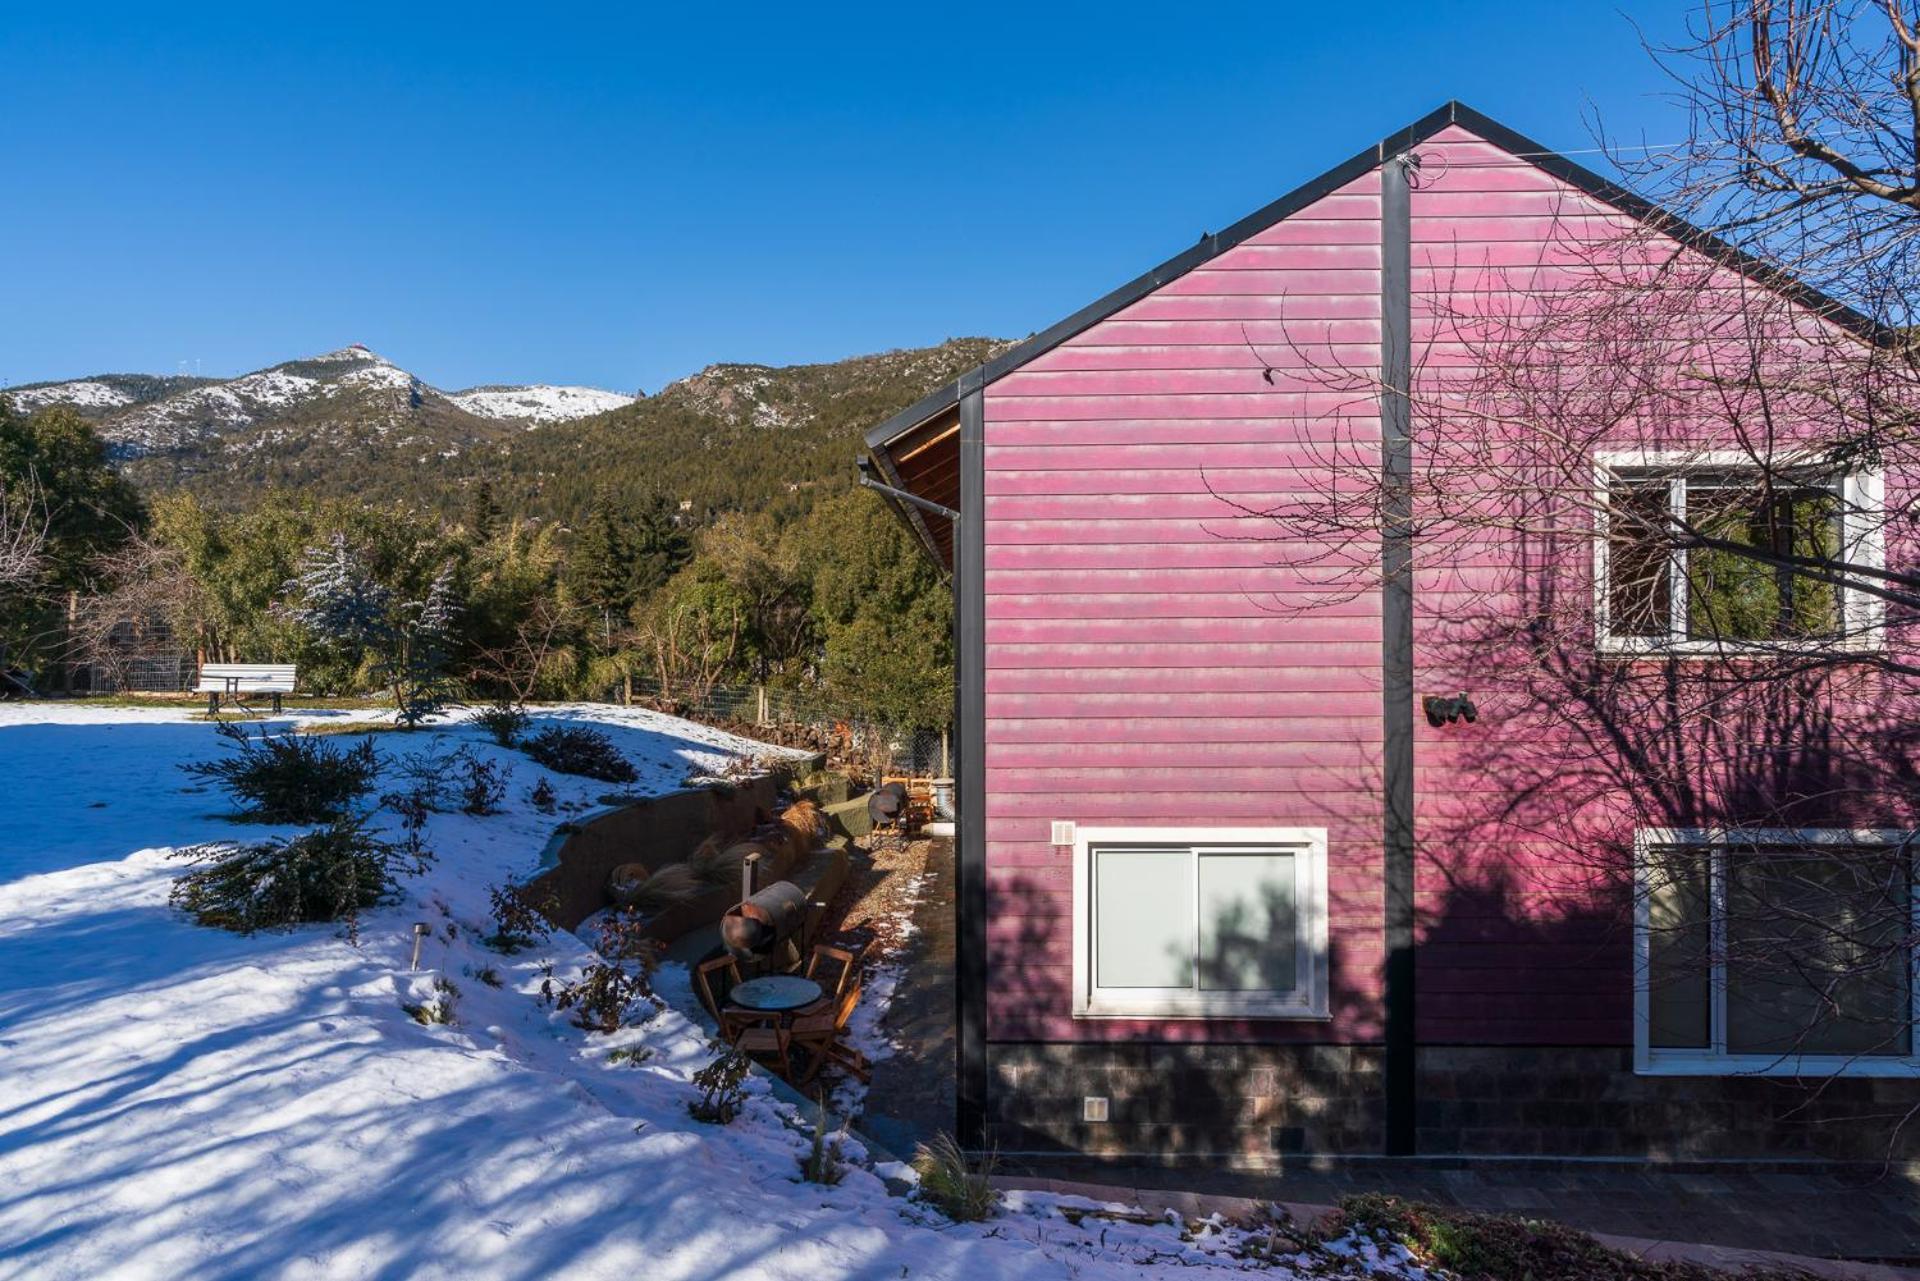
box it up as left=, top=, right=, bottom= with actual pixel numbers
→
left=448, top=385, right=635, bottom=424
left=3, top=379, right=136, bottom=411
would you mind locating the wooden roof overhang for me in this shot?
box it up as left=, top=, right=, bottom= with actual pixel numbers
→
left=867, top=403, right=960, bottom=571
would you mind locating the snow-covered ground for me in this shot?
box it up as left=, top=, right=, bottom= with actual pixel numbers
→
left=0, top=703, right=1432, bottom=1281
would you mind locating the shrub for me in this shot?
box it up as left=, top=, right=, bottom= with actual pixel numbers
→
left=911, top=1132, right=998, bottom=1223
left=521, top=724, right=637, bottom=783
left=528, top=778, right=557, bottom=813
left=688, top=1041, right=752, bottom=1124
left=484, top=882, right=553, bottom=953
left=1332, top=1195, right=1789, bottom=1281
left=474, top=701, right=527, bottom=748
left=170, top=815, right=428, bottom=934
left=540, top=909, right=661, bottom=1032
left=385, top=743, right=508, bottom=817
left=182, top=721, right=380, bottom=823
left=456, top=752, right=510, bottom=815
left=403, top=977, right=460, bottom=1025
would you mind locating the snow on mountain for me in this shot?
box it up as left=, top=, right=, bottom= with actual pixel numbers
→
left=447, top=384, right=636, bottom=424
left=15, top=345, right=634, bottom=457
left=2, top=379, right=136, bottom=413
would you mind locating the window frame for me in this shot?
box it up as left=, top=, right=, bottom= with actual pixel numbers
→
left=1070, top=824, right=1330, bottom=1021
left=1592, top=450, right=1884, bottom=655
left=1633, top=827, right=1920, bottom=1077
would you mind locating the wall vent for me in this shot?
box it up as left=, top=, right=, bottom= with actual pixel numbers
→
left=1051, top=820, right=1076, bottom=846
left=1083, top=1096, right=1109, bottom=1123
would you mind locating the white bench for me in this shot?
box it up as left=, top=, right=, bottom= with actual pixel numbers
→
left=195, top=663, right=298, bottom=715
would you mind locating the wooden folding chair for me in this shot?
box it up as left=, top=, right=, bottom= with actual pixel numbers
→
left=694, top=954, right=745, bottom=1034
left=790, top=977, right=870, bottom=1086
left=803, top=943, right=861, bottom=1000
left=731, top=1010, right=794, bottom=1079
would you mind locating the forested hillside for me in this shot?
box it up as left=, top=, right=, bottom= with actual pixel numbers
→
left=0, top=338, right=1005, bottom=731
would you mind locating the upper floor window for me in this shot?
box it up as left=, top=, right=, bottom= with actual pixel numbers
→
left=1595, top=452, right=1883, bottom=653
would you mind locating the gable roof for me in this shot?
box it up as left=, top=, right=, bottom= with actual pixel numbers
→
left=864, top=99, right=1885, bottom=457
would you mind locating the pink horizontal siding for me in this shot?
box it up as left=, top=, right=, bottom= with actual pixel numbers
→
left=982, top=169, right=1384, bottom=1045
left=977, top=121, right=1898, bottom=1052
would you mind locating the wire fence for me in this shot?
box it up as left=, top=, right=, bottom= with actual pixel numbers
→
left=69, top=653, right=946, bottom=780
left=603, top=674, right=951, bottom=780
left=71, top=654, right=196, bottom=694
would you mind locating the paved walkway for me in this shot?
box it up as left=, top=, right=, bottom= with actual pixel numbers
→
left=997, top=1158, right=1920, bottom=1265
left=855, top=836, right=954, bottom=1161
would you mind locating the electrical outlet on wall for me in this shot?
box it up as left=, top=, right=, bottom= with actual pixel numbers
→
left=1051, top=820, right=1076, bottom=846
left=1083, top=1096, right=1109, bottom=1123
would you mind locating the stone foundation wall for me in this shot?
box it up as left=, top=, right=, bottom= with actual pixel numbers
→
left=987, top=1043, right=1386, bottom=1161
left=988, top=1042, right=1920, bottom=1165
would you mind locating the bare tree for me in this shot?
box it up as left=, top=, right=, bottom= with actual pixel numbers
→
left=1221, top=4, right=1920, bottom=1131
left=0, top=474, right=46, bottom=597
left=65, top=534, right=206, bottom=691
left=466, top=596, right=571, bottom=707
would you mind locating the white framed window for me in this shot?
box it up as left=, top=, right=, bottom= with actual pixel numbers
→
left=1634, top=828, right=1920, bottom=1077
left=1593, top=451, right=1883, bottom=654
left=1071, top=825, right=1329, bottom=1020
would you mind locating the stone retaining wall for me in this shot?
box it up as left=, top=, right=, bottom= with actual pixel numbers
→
left=525, top=776, right=786, bottom=931
left=987, top=1042, right=1920, bottom=1164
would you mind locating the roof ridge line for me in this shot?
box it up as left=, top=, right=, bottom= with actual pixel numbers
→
left=865, top=101, right=1885, bottom=452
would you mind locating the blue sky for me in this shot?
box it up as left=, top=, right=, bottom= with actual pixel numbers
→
left=1, top=3, right=1690, bottom=394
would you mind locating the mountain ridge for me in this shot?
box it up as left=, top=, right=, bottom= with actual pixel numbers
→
left=3, top=337, right=1011, bottom=522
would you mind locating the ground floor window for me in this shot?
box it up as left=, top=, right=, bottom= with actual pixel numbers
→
left=1071, top=825, right=1328, bottom=1019
left=1636, top=829, right=1920, bottom=1075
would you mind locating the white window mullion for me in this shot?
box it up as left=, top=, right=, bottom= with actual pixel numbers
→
left=1189, top=845, right=1202, bottom=994
left=1709, top=844, right=1729, bottom=1057
left=1667, top=475, right=1688, bottom=645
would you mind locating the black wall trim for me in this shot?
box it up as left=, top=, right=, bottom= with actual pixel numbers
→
left=1380, top=150, right=1418, bottom=1158
left=955, top=387, right=989, bottom=1149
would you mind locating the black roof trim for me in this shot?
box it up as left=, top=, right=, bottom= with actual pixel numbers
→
left=865, top=100, right=1887, bottom=452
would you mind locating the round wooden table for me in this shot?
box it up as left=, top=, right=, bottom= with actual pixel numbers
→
left=727, top=974, right=823, bottom=1014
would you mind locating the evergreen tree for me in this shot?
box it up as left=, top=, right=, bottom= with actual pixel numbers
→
left=391, top=562, right=461, bottom=726
left=282, top=532, right=391, bottom=654
left=466, top=479, right=502, bottom=541
left=564, top=498, right=632, bottom=649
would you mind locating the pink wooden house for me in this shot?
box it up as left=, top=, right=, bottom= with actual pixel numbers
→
left=863, top=103, right=1920, bottom=1165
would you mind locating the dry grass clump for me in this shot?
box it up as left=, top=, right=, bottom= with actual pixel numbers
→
left=685, top=833, right=744, bottom=887
left=606, top=861, right=653, bottom=907
left=624, top=862, right=704, bottom=914
left=911, top=1132, right=998, bottom=1223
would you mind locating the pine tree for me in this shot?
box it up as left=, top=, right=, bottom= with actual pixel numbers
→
left=283, top=533, right=391, bottom=654
left=564, top=498, right=632, bottom=649
left=466, top=479, right=502, bottom=541
left=390, top=562, right=461, bottom=726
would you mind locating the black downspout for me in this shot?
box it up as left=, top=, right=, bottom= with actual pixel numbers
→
left=955, top=384, right=990, bottom=1151
left=1380, top=148, right=1418, bottom=1157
